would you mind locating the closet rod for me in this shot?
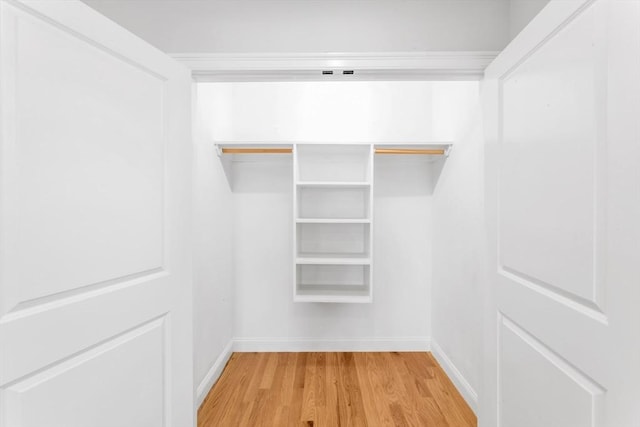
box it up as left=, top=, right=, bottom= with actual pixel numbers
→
left=221, top=147, right=293, bottom=154
left=375, top=148, right=446, bottom=155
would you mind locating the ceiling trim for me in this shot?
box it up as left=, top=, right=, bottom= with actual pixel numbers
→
left=170, top=51, right=499, bottom=81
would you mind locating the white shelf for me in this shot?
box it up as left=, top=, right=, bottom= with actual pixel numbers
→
left=295, top=218, right=370, bottom=224
left=295, top=284, right=371, bottom=303
left=296, top=181, right=370, bottom=188
left=296, top=253, right=371, bottom=265
left=293, top=144, right=374, bottom=303
left=215, top=141, right=451, bottom=146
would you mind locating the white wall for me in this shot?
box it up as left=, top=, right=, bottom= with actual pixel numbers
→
left=193, top=86, right=235, bottom=405
left=431, top=87, right=484, bottom=411
left=231, top=153, right=433, bottom=350
left=509, top=0, right=550, bottom=40
left=201, top=81, right=478, bottom=351
left=82, top=0, right=510, bottom=53
left=210, top=81, right=464, bottom=143
left=214, top=81, right=441, bottom=349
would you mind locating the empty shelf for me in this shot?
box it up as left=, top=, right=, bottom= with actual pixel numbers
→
left=296, top=253, right=371, bottom=265
left=295, top=218, right=371, bottom=224
left=296, top=181, right=370, bottom=188
left=295, top=285, right=372, bottom=303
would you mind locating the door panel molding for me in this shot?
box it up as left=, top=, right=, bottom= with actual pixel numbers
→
left=3, top=0, right=168, bottom=81
left=498, top=267, right=607, bottom=323
left=497, top=313, right=605, bottom=427
left=486, top=0, right=598, bottom=81
left=2, top=316, right=168, bottom=427
left=2, top=315, right=167, bottom=390
left=2, top=268, right=167, bottom=321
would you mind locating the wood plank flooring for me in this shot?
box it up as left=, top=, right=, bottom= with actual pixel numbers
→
left=198, top=352, right=476, bottom=427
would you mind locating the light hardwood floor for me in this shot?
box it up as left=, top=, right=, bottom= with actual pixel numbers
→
left=198, top=352, right=476, bottom=427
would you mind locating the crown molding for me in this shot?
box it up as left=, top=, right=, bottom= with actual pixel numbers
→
left=170, top=51, right=499, bottom=81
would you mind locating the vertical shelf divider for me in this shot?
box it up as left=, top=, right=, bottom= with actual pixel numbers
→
left=368, top=143, right=375, bottom=302
left=292, top=143, right=299, bottom=302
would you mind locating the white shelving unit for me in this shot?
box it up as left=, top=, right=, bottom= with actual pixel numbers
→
left=293, top=144, right=374, bottom=303
left=215, top=141, right=453, bottom=303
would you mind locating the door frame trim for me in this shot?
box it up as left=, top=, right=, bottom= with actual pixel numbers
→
left=170, top=51, right=499, bottom=81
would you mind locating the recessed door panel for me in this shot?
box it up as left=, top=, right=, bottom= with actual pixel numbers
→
left=3, top=319, right=166, bottom=427
left=499, top=316, right=603, bottom=427
left=499, top=4, right=602, bottom=307
left=4, top=6, right=165, bottom=314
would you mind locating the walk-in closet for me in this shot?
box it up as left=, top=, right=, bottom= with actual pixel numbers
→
left=1, top=1, right=638, bottom=426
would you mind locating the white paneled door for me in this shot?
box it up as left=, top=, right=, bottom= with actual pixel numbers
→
left=0, top=1, right=193, bottom=426
left=483, top=1, right=640, bottom=426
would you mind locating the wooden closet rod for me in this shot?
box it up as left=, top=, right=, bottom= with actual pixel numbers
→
left=375, top=148, right=446, bottom=155
left=221, top=147, right=293, bottom=154
left=221, top=147, right=445, bottom=155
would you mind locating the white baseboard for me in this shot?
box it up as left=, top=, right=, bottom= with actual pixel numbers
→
left=430, top=340, right=478, bottom=414
left=196, top=339, right=234, bottom=408
left=233, top=336, right=431, bottom=352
